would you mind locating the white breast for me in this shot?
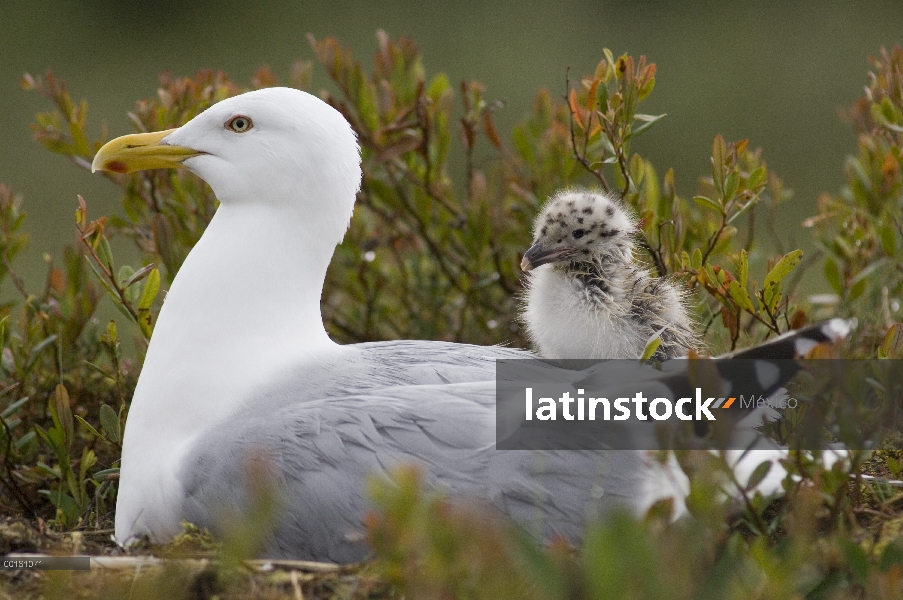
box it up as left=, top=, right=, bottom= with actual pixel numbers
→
left=521, top=267, right=646, bottom=359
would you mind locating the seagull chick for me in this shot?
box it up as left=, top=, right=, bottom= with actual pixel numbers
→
left=521, top=189, right=698, bottom=360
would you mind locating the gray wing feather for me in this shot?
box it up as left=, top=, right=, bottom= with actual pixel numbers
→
left=180, top=380, right=645, bottom=562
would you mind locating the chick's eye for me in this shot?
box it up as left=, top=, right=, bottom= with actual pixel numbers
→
left=226, top=115, right=253, bottom=133
left=572, top=229, right=586, bottom=239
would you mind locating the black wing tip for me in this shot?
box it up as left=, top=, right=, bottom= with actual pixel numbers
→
left=727, top=318, right=855, bottom=360
left=789, top=318, right=855, bottom=356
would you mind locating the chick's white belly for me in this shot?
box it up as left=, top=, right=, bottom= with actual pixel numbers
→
left=523, top=269, right=644, bottom=359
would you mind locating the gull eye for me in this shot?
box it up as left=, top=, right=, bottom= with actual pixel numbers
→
left=226, top=115, right=253, bottom=133
left=572, top=229, right=586, bottom=239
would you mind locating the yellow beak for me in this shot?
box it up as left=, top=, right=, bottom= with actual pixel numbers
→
left=91, top=129, right=203, bottom=174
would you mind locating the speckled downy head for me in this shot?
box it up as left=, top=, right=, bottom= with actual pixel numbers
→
left=521, top=190, right=637, bottom=271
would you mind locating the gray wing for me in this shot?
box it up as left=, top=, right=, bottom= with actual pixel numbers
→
left=179, top=380, right=646, bottom=563
left=179, top=322, right=853, bottom=562
left=252, top=340, right=531, bottom=410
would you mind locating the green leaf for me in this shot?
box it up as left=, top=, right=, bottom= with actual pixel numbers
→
left=711, top=226, right=738, bottom=255
left=878, top=323, right=903, bottom=359
left=728, top=279, right=755, bottom=312
left=839, top=538, right=870, bottom=583
left=35, top=460, right=61, bottom=479
left=79, top=448, right=97, bottom=483
left=693, top=195, right=722, bottom=213
left=879, top=539, right=903, bottom=571
left=138, top=267, right=161, bottom=311
left=603, top=49, right=616, bottom=75
left=849, top=259, right=886, bottom=291
left=627, top=113, right=666, bottom=139
left=69, top=127, right=91, bottom=159
left=746, top=166, right=767, bottom=191
left=121, top=263, right=157, bottom=290
left=74, top=415, right=103, bottom=440
left=105, top=320, right=118, bottom=343
left=97, top=237, right=114, bottom=271
left=640, top=334, right=662, bottom=362
left=82, top=361, right=110, bottom=379
left=878, top=97, right=903, bottom=128
left=50, top=384, right=73, bottom=451
left=99, top=403, right=121, bottom=443
left=138, top=309, right=153, bottom=340
left=1, top=396, right=31, bottom=420
left=763, top=284, right=781, bottom=314
left=38, top=489, right=82, bottom=524
left=763, top=250, right=803, bottom=294
left=691, top=247, right=703, bottom=270
left=711, top=135, right=727, bottom=197
left=24, top=334, right=58, bottom=376
left=15, top=431, right=37, bottom=455
left=598, top=133, right=617, bottom=157
left=34, top=424, right=63, bottom=460
left=739, top=249, right=749, bottom=288
left=117, top=265, right=135, bottom=288
left=878, top=222, right=898, bottom=257
left=849, top=277, right=867, bottom=301
left=86, top=257, right=136, bottom=325
left=426, top=72, right=450, bottom=100
left=824, top=257, right=843, bottom=295
left=92, top=468, right=120, bottom=482
left=726, top=194, right=761, bottom=225
left=745, top=460, right=773, bottom=491
left=724, top=171, right=740, bottom=201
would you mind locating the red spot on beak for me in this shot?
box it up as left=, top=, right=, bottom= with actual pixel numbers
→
left=105, top=160, right=128, bottom=174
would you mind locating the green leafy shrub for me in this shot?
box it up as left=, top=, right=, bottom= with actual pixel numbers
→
left=805, top=45, right=903, bottom=354
left=365, top=456, right=903, bottom=600
left=1, top=183, right=125, bottom=529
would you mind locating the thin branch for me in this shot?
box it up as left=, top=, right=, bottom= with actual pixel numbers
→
left=77, top=233, right=145, bottom=332
left=699, top=216, right=727, bottom=267
left=382, top=164, right=472, bottom=295
left=615, top=143, right=632, bottom=199
left=565, top=68, right=610, bottom=192
left=389, top=157, right=463, bottom=220
left=725, top=460, right=772, bottom=540
left=637, top=236, right=667, bottom=279
left=0, top=404, right=38, bottom=518
left=0, top=255, right=28, bottom=299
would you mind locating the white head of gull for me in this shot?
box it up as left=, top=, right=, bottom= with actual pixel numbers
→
left=92, top=88, right=853, bottom=562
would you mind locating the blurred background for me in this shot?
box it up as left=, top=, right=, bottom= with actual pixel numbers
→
left=2, top=0, right=902, bottom=292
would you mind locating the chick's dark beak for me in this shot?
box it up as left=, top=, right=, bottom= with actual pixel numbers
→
left=520, top=242, right=574, bottom=271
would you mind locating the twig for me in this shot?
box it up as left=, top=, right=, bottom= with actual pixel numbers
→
left=699, top=216, right=727, bottom=268
left=726, top=462, right=772, bottom=540
left=565, top=68, right=610, bottom=192
left=637, top=237, right=667, bottom=279
left=0, top=406, right=38, bottom=518
left=382, top=164, right=471, bottom=294
left=390, top=157, right=464, bottom=220
left=0, top=255, right=29, bottom=299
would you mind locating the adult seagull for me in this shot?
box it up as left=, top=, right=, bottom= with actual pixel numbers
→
left=92, top=87, right=849, bottom=562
